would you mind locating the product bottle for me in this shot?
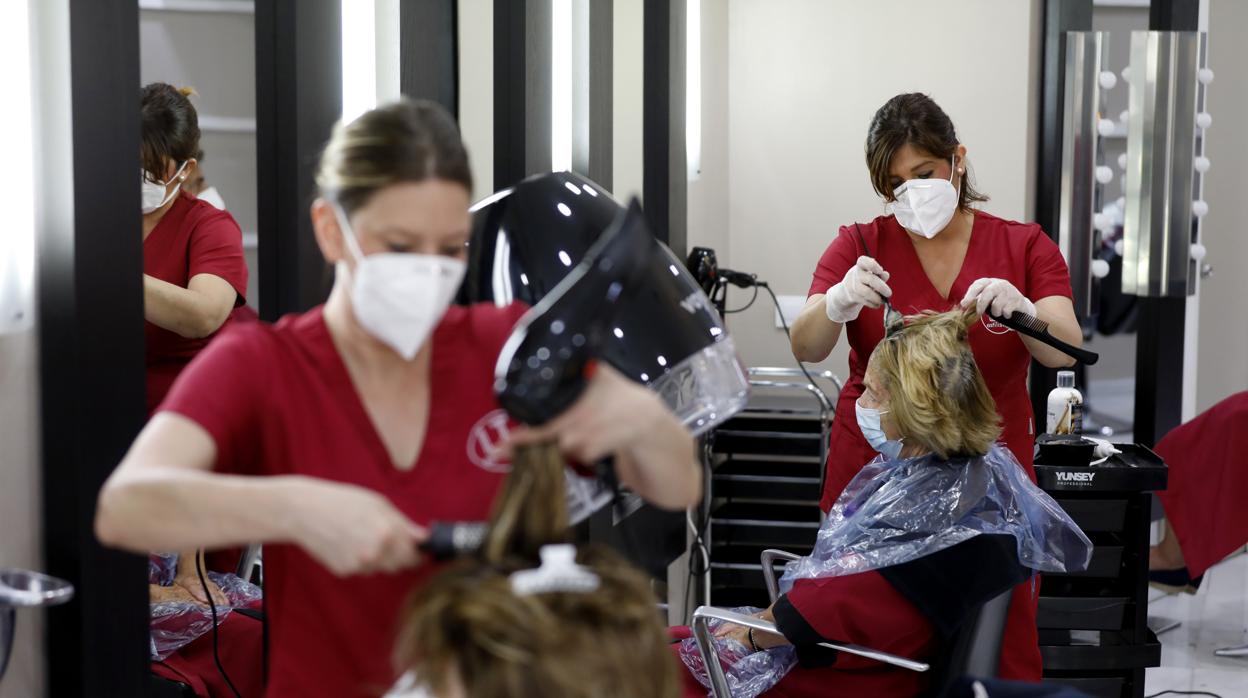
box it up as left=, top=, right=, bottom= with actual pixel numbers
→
left=1046, top=370, right=1084, bottom=435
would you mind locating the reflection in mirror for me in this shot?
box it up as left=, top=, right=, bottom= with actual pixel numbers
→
left=137, top=3, right=263, bottom=694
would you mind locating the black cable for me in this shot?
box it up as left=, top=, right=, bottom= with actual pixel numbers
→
left=758, top=282, right=833, bottom=408
left=1144, top=692, right=1224, bottom=698
left=196, top=550, right=243, bottom=698
left=721, top=282, right=759, bottom=314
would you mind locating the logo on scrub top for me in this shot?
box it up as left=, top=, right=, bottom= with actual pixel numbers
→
left=467, top=409, right=513, bottom=473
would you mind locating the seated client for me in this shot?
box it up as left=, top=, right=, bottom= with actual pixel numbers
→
left=675, top=309, right=1092, bottom=698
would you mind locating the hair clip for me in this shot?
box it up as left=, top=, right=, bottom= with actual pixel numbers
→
left=510, top=544, right=601, bottom=596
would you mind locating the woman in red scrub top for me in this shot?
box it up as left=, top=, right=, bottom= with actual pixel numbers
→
left=140, top=83, right=249, bottom=414
left=96, top=99, right=702, bottom=698
left=789, top=93, right=1083, bottom=682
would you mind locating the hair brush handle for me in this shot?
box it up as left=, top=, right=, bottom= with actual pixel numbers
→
left=991, top=312, right=1100, bottom=366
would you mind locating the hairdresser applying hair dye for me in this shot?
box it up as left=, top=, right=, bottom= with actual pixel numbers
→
left=94, top=99, right=700, bottom=698
left=788, top=94, right=1082, bottom=680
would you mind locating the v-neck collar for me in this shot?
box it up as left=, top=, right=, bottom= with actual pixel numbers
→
left=144, top=192, right=189, bottom=246
left=894, top=210, right=979, bottom=306
left=315, top=309, right=436, bottom=476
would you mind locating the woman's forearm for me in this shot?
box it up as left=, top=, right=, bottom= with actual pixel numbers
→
left=1023, top=298, right=1082, bottom=368
left=97, top=469, right=305, bottom=553
left=615, top=410, right=701, bottom=510
left=790, top=295, right=842, bottom=363
left=143, top=274, right=233, bottom=339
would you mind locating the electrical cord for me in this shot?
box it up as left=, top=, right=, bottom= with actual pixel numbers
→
left=1144, top=692, right=1224, bottom=698
left=196, top=550, right=243, bottom=698
left=722, top=283, right=759, bottom=314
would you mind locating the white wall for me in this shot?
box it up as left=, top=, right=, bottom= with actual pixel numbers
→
left=459, top=0, right=495, bottom=202
left=0, top=331, right=43, bottom=698
left=685, top=0, right=729, bottom=257
left=711, top=0, right=1041, bottom=372
left=612, top=0, right=645, bottom=201
left=1196, top=0, right=1248, bottom=413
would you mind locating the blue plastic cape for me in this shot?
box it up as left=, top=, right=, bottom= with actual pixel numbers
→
left=780, top=443, right=1092, bottom=592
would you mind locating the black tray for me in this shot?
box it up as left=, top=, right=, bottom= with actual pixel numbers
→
left=1038, top=597, right=1129, bottom=631
left=1035, top=443, right=1168, bottom=493
left=1040, top=629, right=1162, bottom=671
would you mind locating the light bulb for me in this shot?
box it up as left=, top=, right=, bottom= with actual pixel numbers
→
left=1197, top=112, right=1212, bottom=129
left=1195, top=156, right=1210, bottom=173
left=1119, top=109, right=1129, bottom=125
left=1190, top=243, right=1207, bottom=261
left=1098, top=119, right=1116, bottom=137
left=1096, top=166, right=1114, bottom=184
left=1121, top=66, right=1131, bottom=83
left=1198, top=67, right=1214, bottom=85
left=1118, top=153, right=1128, bottom=170
left=1091, top=259, right=1111, bottom=279
left=1094, top=212, right=1112, bottom=231
left=1099, top=71, right=1118, bottom=90
left=1114, top=239, right=1125, bottom=256
left=1192, top=200, right=1209, bottom=217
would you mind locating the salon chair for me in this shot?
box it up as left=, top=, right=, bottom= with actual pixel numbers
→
left=691, top=549, right=1014, bottom=698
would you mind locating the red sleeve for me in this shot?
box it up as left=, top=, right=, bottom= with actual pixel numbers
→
left=807, top=226, right=862, bottom=298
left=157, top=325, right=272, bottom=476
left=188, top=207, right=249, bottom=306
left=1023, top=226, right=1073, bottom=301
left=778, top=570, right=935, bottom=655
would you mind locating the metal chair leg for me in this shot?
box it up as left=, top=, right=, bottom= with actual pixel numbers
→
left=1214, top=643, right=1248, bottom=658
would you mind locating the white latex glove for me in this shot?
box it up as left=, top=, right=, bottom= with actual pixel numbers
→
left=960, top=278, right=1036, bottom=318
left=825, top=256, right=892, bottom=323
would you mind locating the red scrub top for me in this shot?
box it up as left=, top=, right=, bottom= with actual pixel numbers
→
left=145, top=191, right=249, bottom=414
left=808, top=211, right=1073, bottom=509
left=1155, top=391, right=1248, bottom=578
left=159, top=302, right=528, bottom=698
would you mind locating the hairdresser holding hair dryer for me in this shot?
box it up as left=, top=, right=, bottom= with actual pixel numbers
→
left=788, top=93, right=1083, bottom=681
left=96, top=99, right=700, bottom=698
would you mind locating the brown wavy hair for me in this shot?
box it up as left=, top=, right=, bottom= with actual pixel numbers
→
left=871, top=309, right=1001, bottom=458
left=396, top=443, right=680, bottom=698
left=865, top=92, right=988, bottom=210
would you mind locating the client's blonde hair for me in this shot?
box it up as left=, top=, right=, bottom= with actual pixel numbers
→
left=396, top=443, right=680, bottom=698
left=871, top=309, right=1001, bottom=458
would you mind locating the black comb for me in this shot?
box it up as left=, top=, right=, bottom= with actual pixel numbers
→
left=990, top=312, right=1099, bottom=365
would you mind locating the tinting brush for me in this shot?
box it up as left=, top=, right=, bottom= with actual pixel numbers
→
left=990, top=311, right=1100, bottom=365
left=852, top=223, right=903, bottom=335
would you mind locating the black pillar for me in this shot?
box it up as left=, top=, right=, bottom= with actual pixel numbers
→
left=493, top=0, right=552, bottom=191
left=39, top=0, right=149, bottom=694
left=643, top=0, right=687, bottom=255
left=1030, top=0, right=1093, bottom=430
left=1133, top=0, right=1199, bottom=446
left=255, top=0, right=343, bottom=320
left=400, top=0, right=459, bottom=117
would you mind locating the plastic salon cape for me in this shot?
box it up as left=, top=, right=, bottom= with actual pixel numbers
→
left=679, top=444, right=1091, bottom=698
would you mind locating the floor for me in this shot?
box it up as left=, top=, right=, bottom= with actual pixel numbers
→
left=1145, top=550, right=1248, bottom=697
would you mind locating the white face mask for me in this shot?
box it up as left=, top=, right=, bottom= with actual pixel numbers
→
left=196, top=186, right=226, bottom=210
left=141, top=161, right=190, bottom=215
left=333, top=204, right=466, bottom=360
left=888, top=155, right=960, bottom=239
